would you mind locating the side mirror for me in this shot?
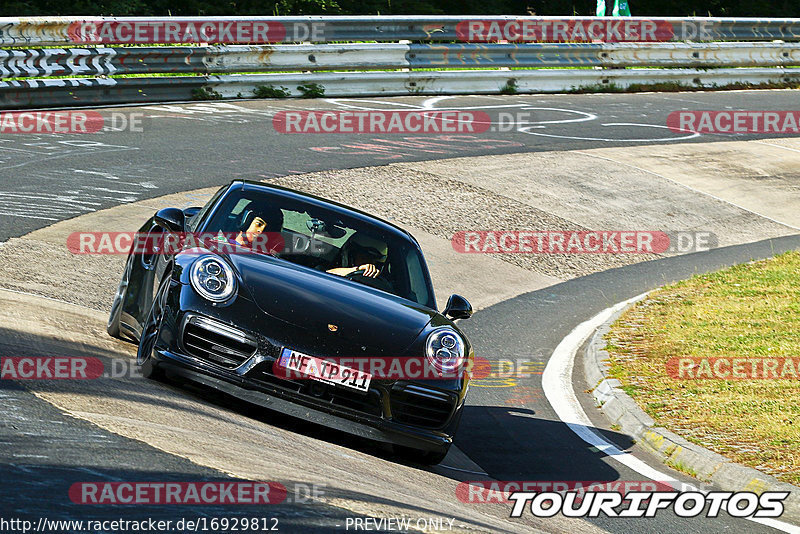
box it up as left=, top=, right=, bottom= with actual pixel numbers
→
left=154, top=207, right=185, bottom=232
left=183, top=206, right=202, bottom=218
left=444, top=294, right=473, bottom=320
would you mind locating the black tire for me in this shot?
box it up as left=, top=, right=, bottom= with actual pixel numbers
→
left=136, top=278, right=170, bottom=380
left=394, top=444, right=450, bottom=466
left=107, top=298, right=123, bottom=338
left=107, top=256, right=133, bottom=338
left=419, top=448, right=449, bottom=465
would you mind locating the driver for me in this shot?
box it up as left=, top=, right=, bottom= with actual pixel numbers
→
left=327, top=233, right=388, bottom=279
left=232, top=208, right=284, bottom=252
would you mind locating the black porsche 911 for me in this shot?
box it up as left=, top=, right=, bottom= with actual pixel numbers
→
left=107, top=180, right=474, bottom=464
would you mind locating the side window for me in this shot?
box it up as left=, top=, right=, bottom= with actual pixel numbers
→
left=219, top=199, right=253, bottom=233
left=405, top=250, right=432, bottom=308
left=281, top=211, right=355, bottom=249
left=186, top=185, right=228, bottom=232
left=281, top=210, right=308, bottom=235
left=230, top=198, right=251, bottom=217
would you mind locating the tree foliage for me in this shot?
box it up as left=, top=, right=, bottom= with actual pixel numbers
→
left=4, top=0, right=799, bottom=17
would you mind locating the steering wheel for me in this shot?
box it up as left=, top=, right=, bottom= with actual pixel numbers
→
left=345, top=270, right=393, bottom=292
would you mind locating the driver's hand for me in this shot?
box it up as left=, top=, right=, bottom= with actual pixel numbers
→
left=356, top=264, right=380, bottom=278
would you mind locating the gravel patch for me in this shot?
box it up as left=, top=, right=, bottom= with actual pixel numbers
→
left=270, top=167, right=658, bottom=280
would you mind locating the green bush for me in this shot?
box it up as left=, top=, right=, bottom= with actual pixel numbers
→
left=4, top=0, right=799, bottom=17
left=254, top=85, right=292, bottom=98
left=191, top=87, right=222, bottom=100
left=297, top=83, right=325, bottom=98
left=499, top=79, right=518, bottom=95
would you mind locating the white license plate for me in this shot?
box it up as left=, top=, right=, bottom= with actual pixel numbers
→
left=277, top=348, right=372, bottom=393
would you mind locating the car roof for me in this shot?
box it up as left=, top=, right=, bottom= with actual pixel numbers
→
left=232, top=180, right=417, bottom=244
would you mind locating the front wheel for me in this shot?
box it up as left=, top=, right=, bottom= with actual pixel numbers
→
left=107, top=256, right=133, bottom=339
left=136, top=278, right=170, bottom=380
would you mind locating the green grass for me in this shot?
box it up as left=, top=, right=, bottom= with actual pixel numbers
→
left=666, top=458, right=699, bottom=478
left=605, top=251, right=800, bottom=485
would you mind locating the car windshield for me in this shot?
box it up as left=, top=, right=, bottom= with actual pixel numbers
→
left=201, top=186, right=436, bottom=309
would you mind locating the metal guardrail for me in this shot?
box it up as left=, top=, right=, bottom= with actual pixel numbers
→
left=2, top=16, right=800, bottom=46
left=1, top=16, right=799, bottom=109
left=2, top=42, right=800, bottom=79
left=3, top=68, right=799, bottom=109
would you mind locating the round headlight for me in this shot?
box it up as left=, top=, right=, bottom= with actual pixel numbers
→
left=425, top=328, right=465, bottom=374
left=190, top=256, right=237, bottom=302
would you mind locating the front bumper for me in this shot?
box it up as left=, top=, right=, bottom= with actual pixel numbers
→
left=156, top=352, right=455, bottom=451
left=150, top=284, right=466, bottom=453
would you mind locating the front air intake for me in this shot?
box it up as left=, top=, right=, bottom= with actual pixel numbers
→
left=181, top=315, right=257, bottom=369
left=390, top=384, right=456, bottom=429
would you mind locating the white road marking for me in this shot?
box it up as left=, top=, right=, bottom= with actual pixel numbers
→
left=519, top=122, right=700, bottom=142
left=325, top=97, right=532, bottom=111
left=516, top=108, right=596, bottom=125
left=0, top=192, right=100, bottom=206
left=324, top=98, right=695, bottom=143
left=325, top=98, right=427, bottom=110
left=0, top=200, right=76, bottom=212
left=0, top=146, right=137, bottom=171
left=88, top=186, right=141, bottom=195
left=508, top=411, right=538, bottom=419
left=0, top=211, right=58, bottom=220
left=73, top=169, right=120, bottom=180
left=9, top=463, right=34, bottom=474
left=76, top=467, right=126, bottom=482
left=0, top=166, right=159, bottom=221
left=322, top=98, right=700, bottom=141
left=542, top=294, right=800, bottom=533
left=754, top=141, right=800, bottom=156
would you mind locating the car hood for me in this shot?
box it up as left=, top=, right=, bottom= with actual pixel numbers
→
left=227, top=254, right=437, bottom=355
